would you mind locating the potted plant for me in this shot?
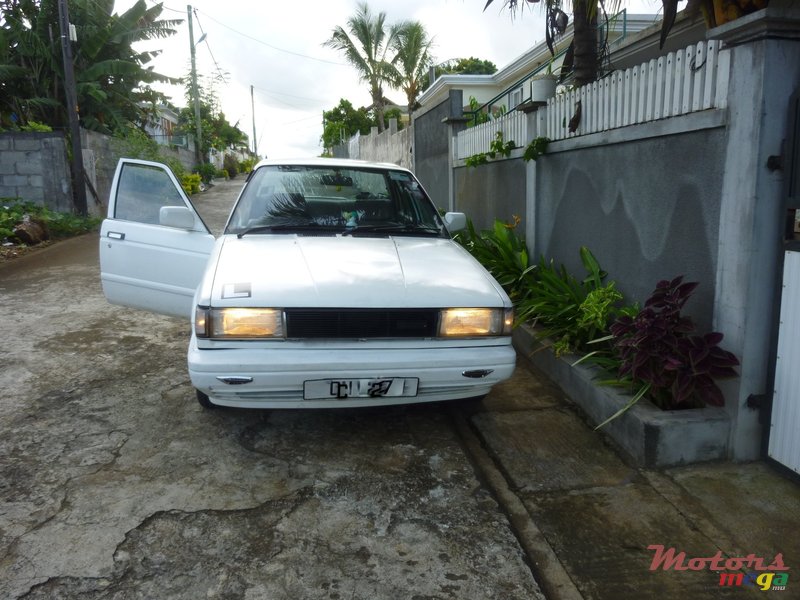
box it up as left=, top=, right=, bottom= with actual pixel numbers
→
left=530, top=62, right=558, bottom=102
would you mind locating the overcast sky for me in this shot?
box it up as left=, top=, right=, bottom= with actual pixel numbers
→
left=114, top=0, right=660, bottom=158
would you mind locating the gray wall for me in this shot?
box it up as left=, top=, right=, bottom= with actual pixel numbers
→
left=454, top=159, right=527, bottom=230
left=536, top=128, right=726, bottom=330
left=83, top=129, right=195, bottom=209
left=0, top=129, right=198, bottom=215
left=0, top=132, right=73, bottom=212
left=351, top=121, right=413, bottom=170
left=413, top=98, right=454, bottom=210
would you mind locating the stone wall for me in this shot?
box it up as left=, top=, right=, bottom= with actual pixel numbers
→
left=0, top=132, right=73, bottom=212
left=0, top=129, right=198, bottom=216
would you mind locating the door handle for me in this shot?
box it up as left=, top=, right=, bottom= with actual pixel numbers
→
left=107, top=231, right=125, bottom=240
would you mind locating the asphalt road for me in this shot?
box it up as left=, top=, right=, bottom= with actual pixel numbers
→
left=0, top=177, right=544, bottom=599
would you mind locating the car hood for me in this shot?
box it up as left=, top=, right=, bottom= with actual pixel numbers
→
left=205, top=234, right=508, bottom=308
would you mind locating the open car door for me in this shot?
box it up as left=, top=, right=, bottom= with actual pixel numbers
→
left=100, top=158, right=215, bottom=319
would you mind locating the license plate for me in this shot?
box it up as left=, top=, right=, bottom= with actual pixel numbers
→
left=303, top=378, right=419, bottom=400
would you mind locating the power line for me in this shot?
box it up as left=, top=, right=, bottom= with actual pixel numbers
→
left=194, top=8, right=348, bottom=67
left=192, top=8, right=227, bottom=82
left=140, top=1, right=345, bottom=66
left=252, top=86, right=326, bottom=104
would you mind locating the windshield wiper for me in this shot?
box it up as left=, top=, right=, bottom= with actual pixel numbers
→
left=341, top=224, right=442, bottom=237
left=237, top=223, right=342, bottom=238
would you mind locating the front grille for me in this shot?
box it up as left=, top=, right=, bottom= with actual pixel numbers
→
left=285, top=308, right=439, bottom=339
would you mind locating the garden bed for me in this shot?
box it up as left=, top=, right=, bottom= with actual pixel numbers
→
left=512, top=324, right=731, bottom=468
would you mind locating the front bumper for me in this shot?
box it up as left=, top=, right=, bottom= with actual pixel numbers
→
left=188, top=337, right=516, bottom=408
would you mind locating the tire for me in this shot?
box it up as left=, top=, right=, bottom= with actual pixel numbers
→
left=196, top=389, right=216, bottom=409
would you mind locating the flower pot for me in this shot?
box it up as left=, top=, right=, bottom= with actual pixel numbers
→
left=531, top=75, right=558, bottom=102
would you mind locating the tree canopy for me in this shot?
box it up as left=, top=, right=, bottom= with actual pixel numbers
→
left=390, top=21, right=434, bottom=115
left=324, top=2, right=402, bottom=133
left=320, top=98, right=376, bottom=155
left=0, top=0, right=179, bottom=133
left=439, top=57, right=498, bottom=76
left=178, top=76, right=249, bottom=160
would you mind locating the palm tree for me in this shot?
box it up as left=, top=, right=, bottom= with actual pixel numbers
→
left=324, top=2, right=402, bottom=133
left=391, top=21, right=434, bottom=119
left=0, top=0, right=180, bottom=132
left=484, top=0, right=611, bottom=87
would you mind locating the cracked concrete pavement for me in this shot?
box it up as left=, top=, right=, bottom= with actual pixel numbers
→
left=0, top=178, right=545, bottom=599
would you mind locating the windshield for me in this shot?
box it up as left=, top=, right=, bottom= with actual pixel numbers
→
left=225, top=164, right=446, bottom=237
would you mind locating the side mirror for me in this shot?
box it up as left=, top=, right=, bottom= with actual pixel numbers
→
left=444, top=212, right=467, bottom=232
left=159, top=206, right=196, bottom=229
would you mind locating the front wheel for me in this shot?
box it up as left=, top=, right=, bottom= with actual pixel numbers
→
left=196, top=389, right=216, bottom=409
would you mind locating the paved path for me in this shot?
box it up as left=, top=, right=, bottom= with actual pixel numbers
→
left=0, top=178, right=544, bottom=600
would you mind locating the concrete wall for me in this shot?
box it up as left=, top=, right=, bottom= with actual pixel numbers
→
left=535, top=126, right=726, bottom=331
left=0, top=129, right=197, bottom=215
left=82, top=129, right=194, bottom=211
left=708, top=7, right=800, bottom=461
left=0, top=129, right=194, bottom=215
left=454, top=158, right=527, bottom=231
left=357, top=121, right=413, bottom=170
left=413, top=95, right=457, bottom=210
left=0, top=132, right=73, bottom=212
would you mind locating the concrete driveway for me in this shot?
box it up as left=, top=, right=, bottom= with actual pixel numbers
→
left=0, top=178, right=544, bottom=599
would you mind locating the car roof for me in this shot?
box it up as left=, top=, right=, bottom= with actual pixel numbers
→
left=252, top=157, right=412, bottom=173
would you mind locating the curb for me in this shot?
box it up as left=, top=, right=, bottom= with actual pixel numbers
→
left=450, top=406, right=583, bottom=600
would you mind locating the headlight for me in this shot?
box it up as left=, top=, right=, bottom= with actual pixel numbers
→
left=195, top=307, right=284, bottom=339
left=439, top=308, right=513, bottom=337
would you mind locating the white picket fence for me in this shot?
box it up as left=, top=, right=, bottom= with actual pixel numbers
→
left=456, top=40, right=731, bottom=158
left=547, top=40, right=730, bottom=141
left=456, top=111, right=528, bottom=161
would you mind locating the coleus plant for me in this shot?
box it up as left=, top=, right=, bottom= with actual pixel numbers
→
left=609, top=276, right=740, bottom=411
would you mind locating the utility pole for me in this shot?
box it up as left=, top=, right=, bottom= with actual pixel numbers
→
left=57, top=0, right=87, bottom=216
left=250, top=85, right=257, bottom=158
left=188, top=5, right=203, bottom=165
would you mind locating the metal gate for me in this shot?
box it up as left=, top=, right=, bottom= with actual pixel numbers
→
left=768, top=88, right=800, bottom=475
left=770, top=251, right=800, bottom=474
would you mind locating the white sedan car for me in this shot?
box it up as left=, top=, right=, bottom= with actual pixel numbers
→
left=100, top=158, right=516, bottom=409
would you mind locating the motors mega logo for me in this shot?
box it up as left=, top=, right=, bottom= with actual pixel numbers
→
left=648, top=545, right=790, bottom=591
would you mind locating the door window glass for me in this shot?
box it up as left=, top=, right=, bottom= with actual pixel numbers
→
left=114, top=163, right=185, bottom=224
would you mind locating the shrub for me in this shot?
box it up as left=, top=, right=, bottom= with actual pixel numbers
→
left=609, top=276, right=740, bottom=410
left=196, top=162, right=217, bottom=184
left=223, top=154, right=239, bottom=179
left=181, top=173, right=202, bottom=195
left=1, top=199, right=100, bottom=242
left=238, top=157, right=256, bottom=174
left=20, top=121, right=53, bottom=132
left=457, top=218, right=739, bottom=416
left=523, top=137, right=550, bottom=162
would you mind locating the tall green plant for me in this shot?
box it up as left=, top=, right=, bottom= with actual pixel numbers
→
left=516, top=247, right=633, bottom=356
left=454, top=218, right=535, bottom=301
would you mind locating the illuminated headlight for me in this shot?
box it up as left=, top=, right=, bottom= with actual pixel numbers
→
left=195, top=307, right=284, bottom=338
left=439, top=308, right=514, bottom=337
